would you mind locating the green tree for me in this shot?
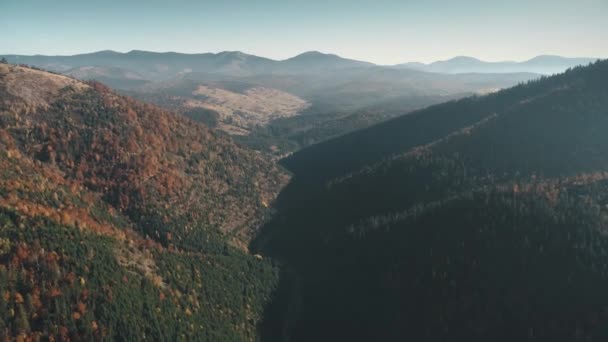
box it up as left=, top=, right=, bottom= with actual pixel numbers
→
left=15, top=304, right=31, bottom=334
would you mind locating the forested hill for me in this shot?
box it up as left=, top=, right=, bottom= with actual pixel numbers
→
left=256, top=60, right=608, bottom=341
left=282, top=60, right=606, bottom=182
left=0, top=64, right=288, bottom=247
left=0, top=64, right=287, bottom=340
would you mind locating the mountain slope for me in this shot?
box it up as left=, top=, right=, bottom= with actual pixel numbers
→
left=282, top=59, right=604, bottom=181
left=0, top=64, right=288, bottom=340
left=1, top=64, right=288, bottom=246
left=132, top=78, right=310, bottom=135
left=256, top=60, right=608, bottom=341
left=64, top=66, right=150, bottom=89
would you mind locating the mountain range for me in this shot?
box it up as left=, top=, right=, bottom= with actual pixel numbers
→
left=1, top=50, right=374, bottom=80
left=397, top=55, right=598, bottom=74
left=2, top=51, right=596, bottom=77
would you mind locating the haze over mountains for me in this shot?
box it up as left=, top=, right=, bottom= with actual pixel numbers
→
left=2, top=50, right=596, bottom=77
left=397, top=55, right=598, bottom=75
left=2, top=50, right=552, bottom=154
left=1, top=50, right=375, bottom=80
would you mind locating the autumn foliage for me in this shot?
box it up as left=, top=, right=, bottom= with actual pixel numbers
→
left=0, top=65, right=283, bottom=340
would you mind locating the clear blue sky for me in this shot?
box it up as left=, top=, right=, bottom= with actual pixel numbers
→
left=1, top=0, right=607, bottom=64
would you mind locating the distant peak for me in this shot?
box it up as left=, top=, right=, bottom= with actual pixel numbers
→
left=287, top=51, right=340, bottom=61
left=526, top=55, right=565, bottom=62
left=217, top=51, right=246, bottom=56
left=300, top=51, right=325, bottom=55
left=126, top=50, right=150, bottom=54
left=215, top=51, right=253, bottom=60
left=298, top=51, right=334, bottom=57
left=446, top=56, right=482, bottom=62
left=92, top=50, right=121, bottom=55
left=531, top=54, right=561, bottom=58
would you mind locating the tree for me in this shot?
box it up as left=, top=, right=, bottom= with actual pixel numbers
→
left=14, top=304, right=30, bottom=334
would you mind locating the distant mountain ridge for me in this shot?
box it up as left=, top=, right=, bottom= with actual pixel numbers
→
left=3, top=50, right=596, bottom=78
left=1, top=50, right=374, bottom=79
left=397, top=55, right=598, bottom=74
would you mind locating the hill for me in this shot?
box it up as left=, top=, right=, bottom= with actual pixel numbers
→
left=281, top=59, right=602, bottom=180
left=256, top=60, right=608, bottom=341
left=0, top=64, right=288, bottom=340
left=278, top=51, right=374, bottom=72
left=131, top=78, right=310, bottom=135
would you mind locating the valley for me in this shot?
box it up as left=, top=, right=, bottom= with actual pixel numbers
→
left=0, top=43, right=605, bottom=342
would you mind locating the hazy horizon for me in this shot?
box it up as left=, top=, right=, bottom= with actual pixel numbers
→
left=1, top=48, right=602, bottom=66
left=2, top=0, right=607, bottom=64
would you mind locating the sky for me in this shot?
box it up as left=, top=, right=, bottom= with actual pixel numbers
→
left=1, top=0, right=607, bottom=64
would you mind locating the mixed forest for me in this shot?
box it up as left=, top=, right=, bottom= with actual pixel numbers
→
left=0, top=63, right=286, bottom=341
left=1, top=57, right=608, bottom=342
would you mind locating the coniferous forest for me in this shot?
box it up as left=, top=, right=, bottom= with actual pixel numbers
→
left=255, top=60, right=608, bottom=341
